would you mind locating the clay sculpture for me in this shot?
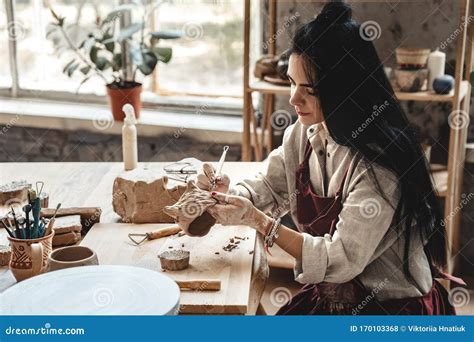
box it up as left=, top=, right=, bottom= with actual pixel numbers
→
left=163, top=181, right=217, bottom=237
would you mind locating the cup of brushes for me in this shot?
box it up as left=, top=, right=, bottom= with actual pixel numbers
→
left=2, top=188, right=61, bottom=282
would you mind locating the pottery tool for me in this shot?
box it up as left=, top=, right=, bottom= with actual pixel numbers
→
left=44, top=203, right=61, bottom=236
left=0, top=218, right=14, bottom=238
left=128, top=225, right=181, bottom=246
left=211, top=145, right=229, bottom=190
left=175, top=280, right=221, bottom=292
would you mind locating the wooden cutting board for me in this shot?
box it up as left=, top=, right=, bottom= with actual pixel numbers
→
left=80, top=223, right=256, bottom=314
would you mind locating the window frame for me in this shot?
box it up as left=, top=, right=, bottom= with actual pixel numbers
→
left=2, top=0, right=246, bottom=117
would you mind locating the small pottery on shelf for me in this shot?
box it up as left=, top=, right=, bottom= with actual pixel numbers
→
left=433, top=75, right=454, bottom=95
left=394, top=68, right=428, bottom=92
left=395, top=48, right=430, bottom=68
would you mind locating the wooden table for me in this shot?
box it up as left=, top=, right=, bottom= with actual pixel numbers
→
left=0, top=162, right=269, bottom=315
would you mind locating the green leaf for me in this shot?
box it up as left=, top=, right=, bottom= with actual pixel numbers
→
left=62, top=59, right=76, bottom=74
left=101, top=33, right=115, bottom=52
left=112, top=53, right=122, bottom=71
left=90, top=46, right=99, bottom=63
left=118, top=23, right=143, bottom=41
left=470, top=71, right=474, bottom=85
left=76, top=75, right=93, bottom=93
left=152, top=46, right=172, bottom=63
left=138, top=51, right=158, bottom=75
left=149, top=30, right=182, bottom=40
left=95, top=57, right=111, bottom=71
left=66, top=62, right=79, bottom=77
left=80, top=66, right=91, bottom=75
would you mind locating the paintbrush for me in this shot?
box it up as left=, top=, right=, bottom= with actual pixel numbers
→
left=44, top=203, right=61, bottom=236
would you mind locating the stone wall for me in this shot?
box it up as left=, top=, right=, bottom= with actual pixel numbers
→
left=0, top=126, right=241, bottom=163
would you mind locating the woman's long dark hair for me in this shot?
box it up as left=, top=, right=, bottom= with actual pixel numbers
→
left=289, top=1, right=447, bottom=277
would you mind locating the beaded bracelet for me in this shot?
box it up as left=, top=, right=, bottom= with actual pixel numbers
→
left=264, top=217, right=281, bottom=250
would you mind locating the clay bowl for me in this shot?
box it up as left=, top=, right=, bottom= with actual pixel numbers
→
left=394, top=68, right=428, bottom=92
left=47, top=246, right=98, bottom=272
left=159, top=250, right=190, bottom=271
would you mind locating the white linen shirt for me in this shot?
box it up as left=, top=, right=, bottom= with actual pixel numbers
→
left=234, top=121, right=433, bottom=301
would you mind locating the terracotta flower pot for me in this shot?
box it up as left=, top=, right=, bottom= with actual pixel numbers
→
left=106, top=82, right=142, bottom=121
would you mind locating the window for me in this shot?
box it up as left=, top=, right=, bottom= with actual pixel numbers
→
left=153, top=0, right=243, bottom=98
left=2, top=0, right=247, bottom=108
left=0, top=5, right=11, bottom=88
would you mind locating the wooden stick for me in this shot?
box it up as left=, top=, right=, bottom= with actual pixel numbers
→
left=147, top=225, right=181, bottom=240
left=175, top=280, right=221, bottom=291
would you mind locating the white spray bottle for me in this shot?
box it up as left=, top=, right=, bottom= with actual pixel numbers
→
left=122, top=104, right=138, bottom=171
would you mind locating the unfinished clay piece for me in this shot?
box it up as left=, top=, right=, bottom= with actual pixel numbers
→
left=159, top=250, right=190, bottom=271
left=112, top=168, right=187, bottom=223
left=163, top=181, right=217, bottom=237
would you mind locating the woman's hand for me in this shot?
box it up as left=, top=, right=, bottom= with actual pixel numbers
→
left=208, top=192, right=273, bottom=234
left=196, top=163, right=230, bottom=193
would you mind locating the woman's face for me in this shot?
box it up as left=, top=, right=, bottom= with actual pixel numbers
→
left=288, top=54, right=324, bottom=126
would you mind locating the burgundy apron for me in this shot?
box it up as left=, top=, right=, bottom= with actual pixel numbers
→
left=277, top=140, right=462, bottom=315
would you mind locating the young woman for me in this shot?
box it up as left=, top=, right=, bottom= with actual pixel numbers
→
left=197, top=1, right=464, bottom=315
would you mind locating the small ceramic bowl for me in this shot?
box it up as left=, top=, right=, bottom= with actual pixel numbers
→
left=159, top=250, right=190, bottom=271
left=394, top=68, right=428, bottom=92
left=47, top=246, right=98, bottom=272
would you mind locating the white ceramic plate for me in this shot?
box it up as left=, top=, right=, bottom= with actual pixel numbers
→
left=0, top=265, right=180, bottom=315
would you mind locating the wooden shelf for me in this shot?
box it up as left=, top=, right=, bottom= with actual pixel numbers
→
left=249, top=80, right=469, bottom=103
left=395, top=81, right=469, bottom=102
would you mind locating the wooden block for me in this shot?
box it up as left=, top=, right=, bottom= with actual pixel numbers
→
left=41, top=207, right=101, bottom=233
left=0, top=180, right=31, bottom=206
left=0, top=245, right=11, bottom=266
left=52, top=215, right=82, bottom=235
left=52, top=231, right=81, bottom=247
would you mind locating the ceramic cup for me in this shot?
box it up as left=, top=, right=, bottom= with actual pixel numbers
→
left=47, top=246, right=98, bottom=272
left=8, top=231, right=54, bottom=282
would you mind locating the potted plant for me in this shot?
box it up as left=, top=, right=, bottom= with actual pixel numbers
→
left=47, top=1, right=181, bottom=121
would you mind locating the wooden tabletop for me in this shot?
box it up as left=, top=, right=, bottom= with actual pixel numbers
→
left=0, top=162, right=269, bottom=315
